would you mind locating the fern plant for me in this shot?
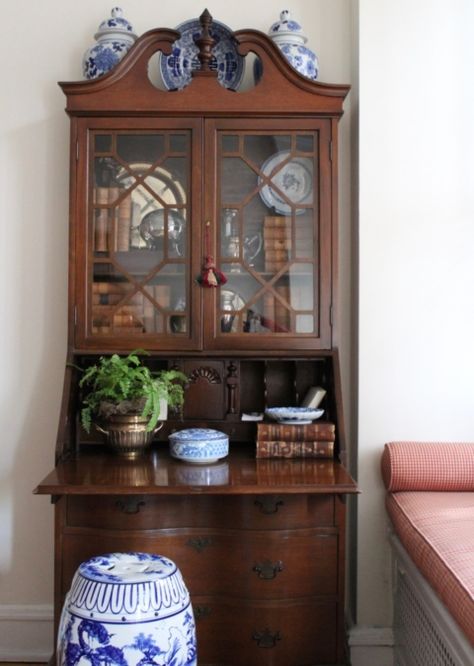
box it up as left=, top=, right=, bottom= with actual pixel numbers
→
left=78, top=350, right=187, bottom=433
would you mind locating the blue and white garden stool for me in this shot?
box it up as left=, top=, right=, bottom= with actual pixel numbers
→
left=57, top=552, right=197, bottom=665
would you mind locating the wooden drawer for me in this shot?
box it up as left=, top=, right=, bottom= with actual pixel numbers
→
left=60, top=529, right=339, bottom=599
left=66, top=493, right=335, bottom=530
left=192, top=597, right=339, bottom=665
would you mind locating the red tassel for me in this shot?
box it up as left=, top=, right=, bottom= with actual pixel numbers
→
left=197, top=255, right=227, bottom=287
left=197, top=223, right=228, bottom=287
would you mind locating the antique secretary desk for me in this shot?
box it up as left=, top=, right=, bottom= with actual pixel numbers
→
left=35, top=11, right=357, bottom=665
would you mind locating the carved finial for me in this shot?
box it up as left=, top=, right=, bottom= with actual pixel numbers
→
left=195, top=8, right=215, bottom=72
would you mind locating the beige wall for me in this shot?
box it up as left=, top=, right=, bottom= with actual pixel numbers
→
left=355, top=1, right=474, bottom=661
left=8, top=1, right=474, bottom=663
left=0, top=1, right=354, bottom=659
left=5, top=2, right=474, bottom=663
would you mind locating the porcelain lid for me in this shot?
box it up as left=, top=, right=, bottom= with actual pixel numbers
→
left=94, top=6, right=137, bottom=41
left=78, top=552, right=176, bottom=583
left=169, top=428, right=228, bottom=442
left=268, top=9, right=307, bottom=44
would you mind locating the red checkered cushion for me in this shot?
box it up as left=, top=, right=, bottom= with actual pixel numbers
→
left=386, top=491, right=474, bottom=645
left=381, top=441, right=474, bottom=491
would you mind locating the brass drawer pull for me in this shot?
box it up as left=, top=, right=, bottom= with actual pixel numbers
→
left=187, top=536, right=213, bottom=552
left=115, top=498, right=145, bottom=514
left=252, top=628, right=282, bottom=648
left=253, top=559, right=284, bottom=580
left=254, top=496, right=284, bottom=514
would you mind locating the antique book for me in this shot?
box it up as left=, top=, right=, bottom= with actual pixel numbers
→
left=264, top=215, right=290, bottom=228
left=257, top=421, right=335, bottom=442
left=92, top=281, right=128, bottom=295
left=116, top=193, right=131, bottom=251
left=264, top=261, right=289, bottom=273
left=264, top=238, right=292, bottom=251
left=94, top=186, right=109, bottom=252
left=92, top=292, right=124, bottom=306
left=265, top=249, right=289, bottom=262
left=263, top=227, right=291, bottom=241
left=256, top=439, right=334, bottom=459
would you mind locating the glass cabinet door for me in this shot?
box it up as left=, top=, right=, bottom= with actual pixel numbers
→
left=77, top=120, right=202, bottom=349
left=207, top=120, right=332, bottom=350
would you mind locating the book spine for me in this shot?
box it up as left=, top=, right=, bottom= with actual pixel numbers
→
left=92, top=281, right=128, bottom=295
left=116, top=193, right=131, bottom=251
left=264, top=261, right=288, bottom=273
left=263, top=228, right=291, bottom=241
left=265, top=249, right=289, bottom=262
left=264, top=239, right=292, bottom=251
left=256, top=440, right=334, bottom=459
left=264, top=215, right=290, bottom=228
left=257, top=422, right=335, bottom=441
left=94, top=187, right=109, bottom=252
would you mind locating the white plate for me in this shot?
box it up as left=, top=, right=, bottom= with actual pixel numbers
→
left=265, top=407, right=324, bottom=422
left=259, top=151, right=313, bottom=215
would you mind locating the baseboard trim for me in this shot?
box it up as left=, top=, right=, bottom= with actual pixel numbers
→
left=0, top=604, right=53, bottom=661
left=348, top=625, right=394, bottom=666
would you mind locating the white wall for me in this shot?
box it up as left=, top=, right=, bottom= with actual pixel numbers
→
left=0, top=0, right=353, bottom=659
left=354, top=1, right=474, bottom=663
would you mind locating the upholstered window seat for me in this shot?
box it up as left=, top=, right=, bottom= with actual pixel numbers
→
left=382, top=441, right=474, bottom=665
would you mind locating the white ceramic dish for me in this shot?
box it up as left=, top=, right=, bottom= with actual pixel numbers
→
left=265, top=407, right=324, bottom=424
left=259, top=150, right=313, bottom=215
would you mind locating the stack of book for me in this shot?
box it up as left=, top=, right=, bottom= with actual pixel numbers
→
left=91, top=282, right=170, bottom=335
left=263, top=215, right=315, bottom=273
left=264, top=216, right=291, bottom=273
left=263, top=285, right=291, bottom=332
left=93, top=187, right=132, bottom=253
left=256, top=421, right=335, bottom=459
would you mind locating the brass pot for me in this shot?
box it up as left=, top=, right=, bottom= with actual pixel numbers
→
left=95, top=414, right=163, bottom=458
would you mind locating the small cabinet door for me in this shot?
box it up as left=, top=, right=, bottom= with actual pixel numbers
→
left=204, top=118, right=333, bottom=351
left=74, top=117, right=202, bottom=350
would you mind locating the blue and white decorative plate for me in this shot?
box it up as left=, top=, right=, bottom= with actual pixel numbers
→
left=259, top=150, right=313, bottom=215
left=160, top=18, right=244, bottom=90
left=169, top=428, right=229, bottom=464
left=265, top=407, right=324, bottom=424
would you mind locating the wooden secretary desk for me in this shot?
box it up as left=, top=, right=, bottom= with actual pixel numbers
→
left=35, top=11, right=357, bottom=665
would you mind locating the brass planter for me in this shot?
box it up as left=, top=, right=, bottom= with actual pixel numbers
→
left=95, top=414, right=163, bottom=458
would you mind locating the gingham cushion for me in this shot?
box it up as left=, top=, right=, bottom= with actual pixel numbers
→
left=386, top=491, right=474, bottom=645
left=381, top=441, right=474, bottom=491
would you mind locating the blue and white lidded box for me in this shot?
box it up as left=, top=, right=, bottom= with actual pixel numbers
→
left=169, top=428, right=229, bottom=464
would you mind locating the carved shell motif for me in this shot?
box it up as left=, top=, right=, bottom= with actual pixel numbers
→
left=189, top=366, right=222, bottom=384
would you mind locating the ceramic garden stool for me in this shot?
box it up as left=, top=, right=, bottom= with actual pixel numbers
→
left=57, top=552, right=197, bottom=665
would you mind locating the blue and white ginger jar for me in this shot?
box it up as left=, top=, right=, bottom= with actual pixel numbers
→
left=268, top=9, right=319, bottom=81
left=57, top=552, right=197, bottom=665
left=83, top=7, right=137, bottom=80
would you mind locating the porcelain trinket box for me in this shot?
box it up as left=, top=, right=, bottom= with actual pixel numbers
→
left=169, top=428, right=229, bottom=464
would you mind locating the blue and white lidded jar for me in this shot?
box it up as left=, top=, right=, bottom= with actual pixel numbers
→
left=169, top=428, right=229, bottom=464
left=83, top=7, right=137, bottom=80
left=268, top=9, right=319, bottom=81
left=57, top=552, right=197, bottom=665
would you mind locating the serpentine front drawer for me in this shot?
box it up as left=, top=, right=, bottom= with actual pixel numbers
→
left=66, top=493, right=336, bottom=530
